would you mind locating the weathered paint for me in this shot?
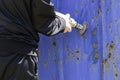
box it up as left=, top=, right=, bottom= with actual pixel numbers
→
left=102, top=0, right=120, bottom=80
left=38, top=0, right=120, bottom=80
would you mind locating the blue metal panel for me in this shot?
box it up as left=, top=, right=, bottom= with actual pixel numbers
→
left=38, top=0, right=120, bottom=80
left=102, top=0, right=120, bottom=80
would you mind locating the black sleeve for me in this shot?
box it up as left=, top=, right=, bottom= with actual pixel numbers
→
left=32, top=0, right=66, bottom=36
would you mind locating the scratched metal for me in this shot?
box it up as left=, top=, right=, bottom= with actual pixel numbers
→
left=38, top=0, right=120, bottom=80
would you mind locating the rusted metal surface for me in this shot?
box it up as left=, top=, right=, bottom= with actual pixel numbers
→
left=38, top=0, right=120, bottom=80
left=102, top=0, right=120, bottom=80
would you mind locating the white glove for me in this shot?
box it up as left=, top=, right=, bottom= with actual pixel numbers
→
left=55, top=12, right=72, bottom=33
left=69, top=17, right=77, bottom=27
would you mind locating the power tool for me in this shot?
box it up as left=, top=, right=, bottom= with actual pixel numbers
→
left=55, top=12, right=88, bottom=35
left=69, top=18, right=88, bottom=35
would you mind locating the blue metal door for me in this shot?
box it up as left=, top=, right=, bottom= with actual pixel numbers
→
left=38, top=0, right=120, bottom=80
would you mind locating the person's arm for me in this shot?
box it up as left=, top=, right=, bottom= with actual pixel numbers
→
left=32, top=0, right=71, bottom=36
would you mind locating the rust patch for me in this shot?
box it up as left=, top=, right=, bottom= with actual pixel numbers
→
left=114, top=64, right=116, bottom=68
left=107, top=6, right=110, bottom=12
left=83, top=22, right=89, bottom=27
left=58, top=59, right=63, bottom=64
left=53, top=41, right=57, bottom=48
left=92, top=52, right=99, bottom=61
left=110, top=1, right=112, bottom=5
left=103, top=59, right=108, bottom=64
left=113, top=63, right=118, bottom=78
left=109, top=41, right=115, bottom=51
left=108, top=53, right=112, bottom=59
left=92, top=29, right=96, bottom=35
left=106, top=41, right=115, bottom=59
left=67, top=50, right=75, bottom=58
left=98, top=6, right=102, bottom=14
left=76, top=50, right=80, bottom=54
left=92, top=43, right=98, bottom=49
left=106, top=43, right=109, bottom=48
left=44, top=61, right=48, bottom=66
left=115, top=73, right=118, bottom=78
left=77, top=57, right=80, bottom=61
left=70, top=51, right=74, bottom=56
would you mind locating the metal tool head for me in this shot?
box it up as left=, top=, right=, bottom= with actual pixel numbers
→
left=75, top=22, right=88, bottom=35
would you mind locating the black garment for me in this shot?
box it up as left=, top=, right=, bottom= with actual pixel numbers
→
left=0, top=0, right=66, bottom=47
left=0, top=51, right=38, bottom=80
left=0, top=38, right=38, bottom=80
left=0, top=0, right=65, bottom=79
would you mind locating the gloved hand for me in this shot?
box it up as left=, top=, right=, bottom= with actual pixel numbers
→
left=55, top=12, right=88, bottom=35
left=55, top=12, right=72, bottom=33
left=63, top=14, right=72, bottom=33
